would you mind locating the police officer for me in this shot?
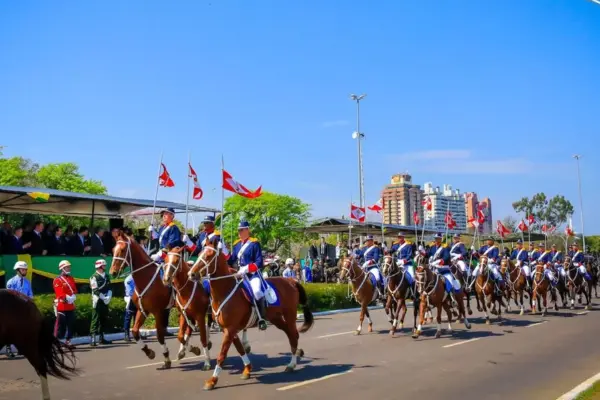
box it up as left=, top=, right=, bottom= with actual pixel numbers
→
left=149, top=208, right=182, bottom=262
left=390, top=233, right=415, bottom=286
left=474, top=237, right=504, bottom=286
left=358, top=235, right=384, bottom=295
left=429, top=233, right=460, bottom=293
left=53, top=260, right=78, bottom=349
left=229, top=221, right=267, bottom=330
left=510, top=239, right=531, bottom=288
left=90, top=259, right=113, bottom=346
left=5, top=261, right=33, bottom=357
left=529, top=243, right=541, bottom=265
left=191, top=215, right=220, bottom=255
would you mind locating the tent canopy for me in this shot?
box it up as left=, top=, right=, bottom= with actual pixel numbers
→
left=0, top=186, right=219, bottom=218
left=291, top=217, right=438, bottom=237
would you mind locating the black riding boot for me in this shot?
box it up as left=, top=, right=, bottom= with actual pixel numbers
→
left=257, top=298, right=268, bottom=331
left=100, top=334, right=112, bottom=345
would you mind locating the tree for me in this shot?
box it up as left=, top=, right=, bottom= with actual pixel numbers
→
left=512, top=193, right=573, bottom=231
left=35, top=163, right=106, bottom=194
left=0, top=156, right=38, bottom=186
left=222, top=191, right=311, bottom=254
left=545, top=195, right=574, bottom=228
left=502, top=216, right=517, bottom=233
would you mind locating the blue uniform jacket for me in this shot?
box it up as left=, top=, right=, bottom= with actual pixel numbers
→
left=391, top=241, right=413, bottom=265
left=228, top=238, right=263, bottom=269
left=479, top=245, right=499, bottom=263
left=429, top=244, right=451, bottom=265
left=158, top=223, right=181, bottom=249
left=529, top=250, right=541, bottom=263
left=572, top=251, right=584, bottom=264
left=6, top=275, right=33, bottom=298
left=359, top=245, right=381, bottom=265
left=193, top=229, right=221, bottom=255
left=551, top=251, right=564, bottom=264
left=510, top=248, right=529, bottom=263
left=450, top=242, right=467, bottom=258
left=537, top=251, right=552, bottom=264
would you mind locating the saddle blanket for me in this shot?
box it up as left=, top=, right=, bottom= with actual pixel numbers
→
left=202, top=279, right=211, bottom=295
left=241, top=277, right=281, bottom=307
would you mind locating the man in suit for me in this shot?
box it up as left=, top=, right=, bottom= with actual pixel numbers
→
left=28, top=221, right=47, bottom=255
left=90, top=227, right=106, bottom=257
left=5, top=227, right=32, bottom=254
left=68, top=226, right=91, bottom=256
left=48, top=226, right=66, bottom=255
left=318, top=237, right=331, bottom=267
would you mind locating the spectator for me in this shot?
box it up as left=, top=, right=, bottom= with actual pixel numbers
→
left=53, top=260, right=78, bottom=349
left=90, top=227, right=106, bottom=257
left=123, top=273, right=136, bottom=342
left=318, top=237, right=331, bottom=266
left=105, top=227, right=119, bottom=254
left=89, top=259, right=113, bottom=346
left=49, top=226, right=66, bottom=255
left=29, top=221, right=46, bottom=255
left=4, top=261, right=34, bottom=358
left=68, top=226, right=91, bottom=255
left=282, top=258, right=295, bottom=279
left=335, top=241, right=342, bottom=265
left=4, top=227, right=31, bottom=254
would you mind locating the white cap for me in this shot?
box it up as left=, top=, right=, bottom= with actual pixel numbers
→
left=285, top=258, right=294, bottom=266
left=186, top=260, right=194, bottom=266
left=13, top=261, right=28, bottom=270
left=59, top=260, right=71, bottom=270
left=95, top=259, right=107, bottom=269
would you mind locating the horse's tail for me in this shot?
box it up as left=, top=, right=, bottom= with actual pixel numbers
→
left=295, top=282, right=314, bottom=333
left=39, top=316, right=79, bottom=379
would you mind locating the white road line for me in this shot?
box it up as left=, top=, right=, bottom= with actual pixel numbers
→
left=317, top=331, right=355, bottom=339
left=126, top=355, right=203, bottom=369
left=276, top=369, right=353, bottom=391
left=577, top=311, right=589, bottom=315
left=556, top=370, right=600, bottom=400
left=443, top=338, right=481, bottom=348
left=525, top=321, right=548, bottom=328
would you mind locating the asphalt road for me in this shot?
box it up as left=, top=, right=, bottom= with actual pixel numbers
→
left=1, top=301, right=600, bottom=400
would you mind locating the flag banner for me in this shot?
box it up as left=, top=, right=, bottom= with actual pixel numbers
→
left=159, top=163, right=175, bottom=187
left=350, top=204, right=366, bottom=222
left=222, top=169, right=262, bottom=199
left=188, top=163, right=203, bottom=200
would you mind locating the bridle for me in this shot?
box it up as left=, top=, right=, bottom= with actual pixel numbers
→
left=164, top=250, right=201, bottom=331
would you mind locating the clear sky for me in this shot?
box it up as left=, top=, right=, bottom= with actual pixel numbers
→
left=1, top=0, right=599, bottom=233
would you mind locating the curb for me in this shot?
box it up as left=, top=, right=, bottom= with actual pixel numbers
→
left=1, top=306, right=388, bottom=352
left=556, top=371, right=600, bottom=400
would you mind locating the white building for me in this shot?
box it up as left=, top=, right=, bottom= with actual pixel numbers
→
left=422, top=183, right=467, bottom=234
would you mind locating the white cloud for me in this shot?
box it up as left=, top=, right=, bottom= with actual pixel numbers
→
left=321, top=120, right=349, bottom=128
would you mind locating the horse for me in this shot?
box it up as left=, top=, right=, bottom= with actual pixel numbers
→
left=565, top=257, right=591, bottom=310
left=381, top=255, right=419, bottom=336
left=110, top=232, right=192, bottom=369
left=473, top=256, right=505, bottom=324
left=0, top=289, right=78, bottom=400
left=551, top=262, right=570, bottom=310
left=531, top=261, right=553, bottom=316
left=339, top=257, right=378, bottom=335
left=450, top=259, right=474, bottom=316
left=412, top=254, right=471, bottom=339
left=499, top=258, right=530, bottom=315
left=187, top=238, right=314, bottom=391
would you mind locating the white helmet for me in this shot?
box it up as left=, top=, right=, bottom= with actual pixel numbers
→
left=95, top=259, right=107, bottom=269
left=13, top=261, right=28, bottom=270
left=285, top=258, right=294, bottom=266
left=59, top=260, right=72, bottom=270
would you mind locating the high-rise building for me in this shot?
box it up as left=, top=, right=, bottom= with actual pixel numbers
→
left=382, top=173, right=423, bottom=226
left=480, top=197, right=493, bottom=234
left=464, top=192, right=492, bottom=234
left=423, top=183, right=467, bottom=233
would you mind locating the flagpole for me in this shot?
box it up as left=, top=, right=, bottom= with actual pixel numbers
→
left=149, top=151, right=163, bottom=251
left=444, top=201, right=450, bottom=244
left=185, top=151, right=191, bottom=235
left=221, top=155, right=225, bottom=238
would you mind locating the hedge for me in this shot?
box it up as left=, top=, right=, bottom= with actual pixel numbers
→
left=32, top=283, right=356, bottom=337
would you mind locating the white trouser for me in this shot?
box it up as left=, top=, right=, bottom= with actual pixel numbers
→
left=368, top=267, right=382, bottom=283
left=576, top=264, right=587, bottom=275
left=455, top=259, right=470, bottom=276
left=249, top=274, right=264, bottom=300
left=544, top=268, right=555, bottom=282
left=489, top=263, right=502, bottom=280
left=396, top=260, right=415, bottom=279
left=443, top=273, right=461, bottom=291
left=555, top=265, right=566, bottom=277
left=521, top=264, right=531, bottom=277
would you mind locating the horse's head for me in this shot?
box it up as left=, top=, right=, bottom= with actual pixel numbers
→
left=414, top=262, right=430, bottom=293
left=110, top=231, right=132, bottom=278
left=381, top=255, right=394, bottom=276
left=339, top=257, right=355, bottom=282
left=163, top=246, right=184, bottom=286
left=188, top=236, right=221, bottom=282
left=479, top=255, right=489, bottom=269
left=564, top=256, right=572, bottom=269
left=500, top=258, right=509, bottom=274
left=535, top=261, right=545, bottom=273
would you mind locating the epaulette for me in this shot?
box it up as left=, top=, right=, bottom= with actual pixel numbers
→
left=405, top=240, right=413, bottom=245
left=233, top=239, right=241, bottom=246
left=249, top=237, right=259, bottom=243
left=213, top=230, right=221, bottom=236
left=442, top=243, right=448, bottom=248
left=429, top=241, right=435, bottom=246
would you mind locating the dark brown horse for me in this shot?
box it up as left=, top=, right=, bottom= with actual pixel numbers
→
left=500, top=258, right=530, bottom=315
left=0, top=289, right=78, bottom=400
left=450, top=259, right=474, bottom=316
left=565, top=257, right=592, bottom=310
left=412, top=254, right=471, bottom=339
left=187, top=239, right=314, bottom=391
left=473, top=256, right=504, bottom=324
left=381, top=255, right=419, bottom=336
left=110, top=232, right=191, bottom=369
left=531, top=261, right=552, bottom=316
left=339, top=257, right=378, bottom=335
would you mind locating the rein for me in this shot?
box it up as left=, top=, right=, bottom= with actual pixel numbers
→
left=165, top=252, right=200, bottom=331
left=341, top=262, right=371, bottom=298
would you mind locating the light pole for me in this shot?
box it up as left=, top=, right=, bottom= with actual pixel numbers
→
left=573, top=155, right=586, bottom=251
left=350, top=94, right=366, bottom=211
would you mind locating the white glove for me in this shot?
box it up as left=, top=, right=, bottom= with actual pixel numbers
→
left=418, top=245, right=425, bottom=252
left=151, top=251, right=163, bottom=262
left=471, top=246, right=476, bottom=251
left=66, top=295, right=76, bottom=304
left=183, top=235, right=194, bottom=247
left=103, top=291, right=112, bottom=305
left=236, top=265, right=249, bottom=277
left=99, top=293, right=106, bottom=301
left=124, top=296, right=131, bottom=308
left=148, top=225, right=155, bottom=233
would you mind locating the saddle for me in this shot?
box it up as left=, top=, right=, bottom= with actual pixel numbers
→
left=240, top=276, right=281, bottom=307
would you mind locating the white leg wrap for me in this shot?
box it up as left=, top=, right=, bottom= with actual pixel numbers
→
left=241, top=354, right=251, bottom=366
left=288, top=354, right=297, bottom=369
left=366, top=316, right=372, bottom=325
left=447, top=323, right=453, bottom=331
left=212, top=365, right=222, bottom=378
left=392, top=319, right=398, bottom=328
left=437, top=323, right=442, bottom=331
left=162, top=343, right=169, bottom=355
left=417, top=324, right=422, bottom=331
left=357, top=324, right=362, bottom=332
left=40, top=375, right=50, bottom=400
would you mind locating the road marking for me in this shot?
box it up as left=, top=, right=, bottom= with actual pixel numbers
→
left=577, top=311, right=589, bottom=315
left=443, top=338, right=481, bottom=348
left=525, top=321, right=548, bottom=328
left=126, top=355, right=203, bottom=369
left=276, top=369, right=353, bottom=391
left=317, top=331, right=355, bottom=339
left=556, top=370, right=600, bottom=400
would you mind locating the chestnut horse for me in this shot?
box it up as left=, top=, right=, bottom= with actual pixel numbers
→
left=110, top=232, right=192, bottom=369
left=412, top=254, right=471, bottom=339
left=565, top=257, right=591, bottom=310
left=339, top=257, right=378, bottom=335
left=0, top=289, right=78, bottom=400
left=500, top=258, right=530, bottom=315
left=473, top=256, right=504, bottom=324
left=381, top=255, right=419, bottom=336
left=187, top=239, right=314, bottom=391
left=531, top=262, right=553, bottom=316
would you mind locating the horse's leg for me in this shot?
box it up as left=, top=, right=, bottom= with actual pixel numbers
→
left=457, top=293, right=471, bottom=329
left=518, top=290, right=525, bottom=315
left=241, top=329, right=251, bottom=353
left=196, top=312, right=211, bottom=371
left=204, top=328, right=235, bottom=391
left=230, top=334, right=252, bottom=379
left=569, top=286, right=576, bottom=310
left=390, top=298, right=402, bottom=337
left=132, top=311, right=155, bottom=360
left=270, top=312, right=302, bottom=373
left=412, top=296, right=420, bottom=334
left=412, top=296, right=426, bottom=339
left=176, top=314, right=188, bottom=360
left=399, top=298, right=408, bottom=331
left=365, top=307, right=373, bottom=333
left=17, top=328, right=51, bottom=400
left=585, top=282, right=592, bottom=310
left=385, top=295, right=393, bottom=326
left=542, top=290, right=548, bottom=316
left=356, top=304, right=366, bottom=335
left=154, top=311, right=171, bottom=369
left=480, top=292, right=490, bottom=325
left=465, top=289, right=473, bottom=315
left=475, top=288, right=483, bottom=312
left=442, top=301, right=453, bottom=335
left=434, top=302, right=443, bottom=339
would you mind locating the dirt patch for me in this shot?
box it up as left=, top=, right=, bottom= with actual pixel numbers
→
left=0, top=377, right=39, bottom=393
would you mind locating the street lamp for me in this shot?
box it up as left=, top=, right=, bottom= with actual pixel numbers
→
left=573, top=155, right=586, bottom=251
left=350, top=94, right=366, bottom=211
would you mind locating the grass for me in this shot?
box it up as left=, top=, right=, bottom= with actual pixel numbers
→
left=575, top=381, right=600, bottom=400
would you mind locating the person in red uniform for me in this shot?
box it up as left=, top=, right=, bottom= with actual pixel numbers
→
left=53, top=260, right=78, bottom=349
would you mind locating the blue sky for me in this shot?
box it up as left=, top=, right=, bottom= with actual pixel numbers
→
left=1, top=0, right=599, bottom=233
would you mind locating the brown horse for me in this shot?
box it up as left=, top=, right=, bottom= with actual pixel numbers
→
left=450, top=259, right=474, bottom=316
left=565, top=257, right=592, bottom=310
left=0, top=289, right=78, bottom=400
left=531, top=261, right=553, bottom=316
left=412, top=254, right=471, bottom=339
left=381, top=255, right=418, bottom=336
left=339, top=257, right=378, bottom=335
left=187, top=239, right=314, bottom=391
left=500, top=258, right=530, bottom=315
left=473, top=256, right=504, bottom=324
left=110, top=232, right=192, bottom=369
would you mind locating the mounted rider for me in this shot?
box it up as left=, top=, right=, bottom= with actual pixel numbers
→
left=149, top=208, right=182, bottom=262
left=536, top=243, right=556, bottom=285
left=528, top=243, right=541, bottom=265
left=449, top=233, right=470, bottom=288
left=229, top=220, right=268, bottom=331
left=358, top=235, right=385, bottom=296
left=190, top=215, right=221, bottom=255
left=473, top=237, right=504, bottom=287
left=571, top=241, right=592, bottom=282
left=550, top=244, right=566, bottom=279
left=389, top=232, right=415, bottom=286
left=510, top=239, right=531, bottom=288
left=428, top=233, right=461, bottom=294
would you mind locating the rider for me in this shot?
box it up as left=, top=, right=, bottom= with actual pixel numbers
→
left=536, top=243, right=556, bottom=285
left=358, top=235, right=385, bottom=296
left=571, top=241, right=592, bottom=282
left=529, top=243, right=541, bottom=265
left=550, top=244, right=566, bottom=280
left=429, top=233, right=461, bottom=294
left=473, top=237, right=504, bottom=287
left=149, top=208, right=182, bottom=262
left=190, top=215, right=221, bottom=255
left=390, top=232, right=415, bottom=285
left=450, top=233, right=470, bottom=288
left=510, top=239, right=531, bottom=288
left=229, top=220, right=268, bottom=331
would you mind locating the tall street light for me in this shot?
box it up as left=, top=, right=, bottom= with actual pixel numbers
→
left=350, top=94, right=366, bottom=212
left=573, top=155, right=586, bottom=251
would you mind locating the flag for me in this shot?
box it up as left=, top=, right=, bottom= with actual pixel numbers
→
left=188, top=163, right=203, bottom=200
left=27, top=191, right=50, bottom=203
left=368, top=198, right=383, bottom=213
left=447, top=218, right=457, bottom=230
left=541, top=224, right=548, bottom=235
left=222, top=169, right=262, bottom=199
left=477, top=209, right=486, bottom=225
left=496, top=220, right=510, bottom=238
left=413, top=211, right=420, bottom=225
left=422, top=197, right=432, bottom=211
left=527, top=214, right=535, bottom=226
left=350, top=204, right=366, bottom=223
left=159, top=163, right=175, bottom=187
left=565, top=226, right=574, bottom=237
left=477, top=201, right=487, bottom=211
left=548, top=225, right=556, bottom=234
left=468, top=217, right=480, bottom=228
left=518, top=219, right=528, bottom=232
left=444, top=211, right=453, bottom=225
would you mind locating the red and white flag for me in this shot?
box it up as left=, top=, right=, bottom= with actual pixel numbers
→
left=496, top=220, right=510, bottom=238
left=422, top=197, right=432, bottom=211
left=528, top=214, right=536, bottom=226
left=188, top=163, right=203, bottom=200
left=350, top=204, right=366, bottom=223
left=368, top=198, right=384, bottom=213
left=548, top=225, right=556, bottom=234
left=222, top=169, right=262, bottom=199
left=413, top=211, right=420, bottom=225
left=468, top=217, right=480, bottom=228
left=565, top=219, right=574, bottom=237
left=444, top=211, right=453, bottom=225
left=477, top=209, right=486, bottom=225
left=447, top=218, right=457, bottom=230
left=159, top=163, right=175, bottom=187
left=518, top=219, right=528, bottom=232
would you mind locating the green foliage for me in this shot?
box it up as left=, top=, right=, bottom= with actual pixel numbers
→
left=302, top=283, right=355, bottom=311
left=512, top=193, right=574, bottom=231
left=0, top=156, right=39, bottom=186
left=223, top=191, right=311, bottom=253
left=35, top=163, right=106, bottom=195
left=586, top=236, right=600, bottom=253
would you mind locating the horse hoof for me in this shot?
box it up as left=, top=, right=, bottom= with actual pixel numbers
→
left=465, top=322, right=472, bottom=330
left=202, top=363, right=212, bottom=371
left=435, top=330, right=442, bottom=339
left=485, top=319, right=490, bottom=325
left=354, top=330, right=361, bottom=336
left=389, top=330, right=395, bottom=337
left=284, top=366, right=295, bottom=373
left=147, top=349, right=156, bottom=360
left=368, top=325, right=373, bottom=333
left=519, top=310, right=524, bottom=316
left=241, top=365, right=252, bottom=380
left=203, top=378, right=217, bottom=391
left=162, top=360, right=172, bottom=370
left=570, top=306, right=575, bottom=310
left=585, top=305, right=590, bottom=310
left=190, top=346, right=202, bottom=356
left=296, top=349, right=305, bottom=358
left=177, top=351, right=186, bottom=360
left=468, top=309, right=473, bottom=316
left=208, top=341, right=213, bottom=351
